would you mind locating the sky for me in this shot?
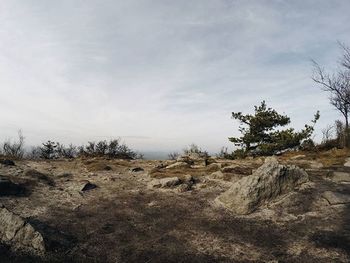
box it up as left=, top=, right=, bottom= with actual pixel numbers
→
left=0, top=0, right=350, bottom=155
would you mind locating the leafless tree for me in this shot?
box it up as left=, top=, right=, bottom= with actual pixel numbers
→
left=340, top=42, right=350, bottom=70
left=312, top=43, right=350, bottom=146
left=2, top=130, right=25, bottom=159
left=168, top=152, right=179, bottom=160
left=321, top=125, right=334, bottom=143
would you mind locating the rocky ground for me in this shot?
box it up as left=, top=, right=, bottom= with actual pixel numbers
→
left=0, top=150, right=350, bottom=262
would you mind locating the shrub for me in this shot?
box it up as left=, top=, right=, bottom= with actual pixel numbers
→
left=183, top=144, right=209, bottom=158
left=168, top=152, right=179, bottom=160
left=40, top=141, right=58, bottom=159
left=57, top=143, right=77, bottom=159
left=2, top=130, right=25, bottom=159
left=78, top=139, right=137, bottom=159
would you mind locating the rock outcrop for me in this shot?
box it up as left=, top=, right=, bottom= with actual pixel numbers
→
left=0, top=207, right=45, bottom=253
left=216, top=157, right=309, bottom=214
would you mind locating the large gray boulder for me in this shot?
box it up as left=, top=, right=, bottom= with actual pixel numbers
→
left=0, top=207, right=45, bottom=253
left=216, top=158, right=308, bottom=214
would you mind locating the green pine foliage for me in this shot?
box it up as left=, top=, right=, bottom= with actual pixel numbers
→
left=229, top=101, right=320, bottom=157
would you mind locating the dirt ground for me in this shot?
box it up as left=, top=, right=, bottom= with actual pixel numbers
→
left=0, top=154, right=350, bottom=262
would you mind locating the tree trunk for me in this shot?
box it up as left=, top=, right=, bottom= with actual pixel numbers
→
left=345, top=112, right=349, bottom=148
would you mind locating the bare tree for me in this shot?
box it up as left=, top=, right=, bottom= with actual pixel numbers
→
left=340, top=42, right=350, bottom=70
left=321, top=125, right=334, bottom=143
left=168, top=152, right=179, bottom=160
left=312, top=43, right=350, bottom=146
left=2, top=130, right=25, bottom=159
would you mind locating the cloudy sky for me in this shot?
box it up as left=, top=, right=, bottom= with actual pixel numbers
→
left=1, top=0, right=350, bottom=154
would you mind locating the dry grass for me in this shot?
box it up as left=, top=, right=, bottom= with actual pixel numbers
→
left=280, top=148, right=350, bottom=167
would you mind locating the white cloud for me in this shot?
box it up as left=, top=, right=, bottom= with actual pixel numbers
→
left=0, top=0, right=350, bottom=153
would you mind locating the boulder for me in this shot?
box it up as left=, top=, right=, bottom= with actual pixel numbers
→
left=0, top=207, right=45, bottom=253
left=0, top=177, right=25, bottom=196
left=0, top=159, right=15, bottom=166
left=216, top=158, right=308, bottom=214
left=222, top=165, right=252, bottom=175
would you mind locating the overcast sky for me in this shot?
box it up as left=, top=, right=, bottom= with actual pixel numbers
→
left=1, top=0, right=350, bottom=153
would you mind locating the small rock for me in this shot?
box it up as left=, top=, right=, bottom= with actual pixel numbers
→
left=344, top=157, right=350, bottom=167
left=323, top=191, right=350, bottom=205
left=209, top=171, right=225, bottom=180
left=149, top=177, right=181, bottom=189
left=330, top=172, right=350, bottom=183
left=159, top=177, right=181, bottom=187
left=148, top=180, right=162, bottom=188
left=178, top=183, right=192, bottom=192
left=183, top=174, right=194, bottom=184
left=80, top=181, right=98, bottom=191
left=166, top=162, right=190, bottom=169
left=131, top=167, right=144, bottom=172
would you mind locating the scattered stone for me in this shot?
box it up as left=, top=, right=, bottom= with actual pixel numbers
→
left=329, top=172, right=350, bottom=183
left=216, top=158, right=308, bottom=214
left=222, top=165, right=252, bottom=175
left=323, top=191, right=350, bottom=205
left=148, top=180, right=162, bottom=188
left=57, top=173, right=73, bottom=179
left=148, top=177, right=182, bottom=189
left=80, top=181, right=97, bottom=192
left=0, top=207, right=45, bottom=253
left=103, top=165, right=113, bottom=171
left=206, top=163, right=221, bottom=173
left=131, top=167, right=144, bottom=172
left=178, top=183, right=192, bottom=192
left=166, top=162, right=190, bottom=169
left=0, top=159, right=15, bottom=166
left=183, top=174, right=194, bottom=184
left=309, top=161, right=324, bottom=169
left=209, top=171, right=225, bottom=180
left=159, top=177, right=181, bottom=188
left=0, top=177, right=25, bottom=196
left=344, top=157, right=350, bottom=167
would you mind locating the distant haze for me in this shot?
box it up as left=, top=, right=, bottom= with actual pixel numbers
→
left=1, top=1, right=350, bottom=154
